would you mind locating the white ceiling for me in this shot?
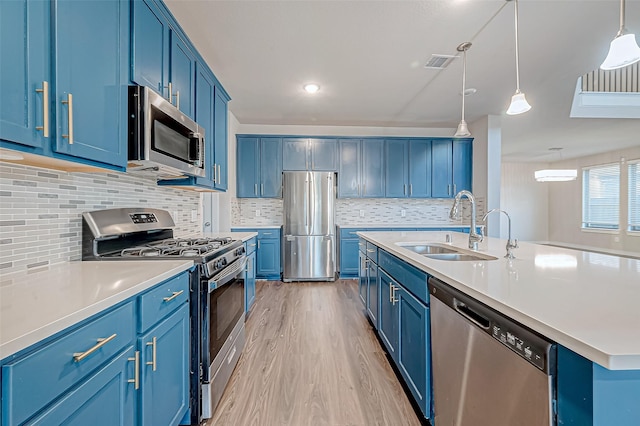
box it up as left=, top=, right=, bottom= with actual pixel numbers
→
left=164, top=0, right=640, bottom=162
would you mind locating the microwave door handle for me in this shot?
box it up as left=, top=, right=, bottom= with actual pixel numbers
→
left=199, top=135, right=204, bottom=168
left=208, top=257, right=247, bottom=292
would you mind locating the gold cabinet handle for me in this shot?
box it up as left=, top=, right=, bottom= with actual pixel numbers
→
left=61, top=93, right=73, bottom=144
left=163, top=290, right=184, bottom=302
left=128, top=350, right=140, bottom=389
left=166, top=82, right=173, bottom=102
left=73, top=333, right=117, bottom=362
left=175, top=90, right=180, bottom=110
left=217, top=164, right=221, bottom=185
left=35, top=81, right=49, bottom=137
left=389, top=283, right=393, bottom=303
left=146, top=336, right=157, bottom=371
left=392, top=285, right=399, bottom=305
left=212, top=163, right=217, bottom=183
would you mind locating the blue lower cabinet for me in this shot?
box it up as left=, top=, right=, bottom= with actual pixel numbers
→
left=245, top=251, right=256, bottom=313
left=257, top=238, right=280, bottom=279
left=397, top=287, right=430, bottom=418
left=27, top=347, right=137, bottom=426
left=378, top=270, right=398, bottom=358
left=138, top=303, right=189, bottom=426
left=340, top=239, right=360, bottom=278
left=358, top=250, right=368, bottom=306
left=366, top=261, right=378, bottom=326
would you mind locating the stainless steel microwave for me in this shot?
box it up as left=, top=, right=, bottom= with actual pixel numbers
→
left=127, top=85, right=206, bottom=179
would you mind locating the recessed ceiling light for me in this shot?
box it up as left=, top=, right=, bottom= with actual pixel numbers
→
left=303, top=84, right=320, bottom=94
left=461, top=88, right=477, bottom=96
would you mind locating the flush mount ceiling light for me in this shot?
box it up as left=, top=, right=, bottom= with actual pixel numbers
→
left=303, top=84, right=320, bottom=94
left=535, top=148, right=577, bottom=182
left=601, top=0, right=640, bottom=70
left=454, top=42, right=472, bottom=137
left=506, top=0, right=531, bottom=115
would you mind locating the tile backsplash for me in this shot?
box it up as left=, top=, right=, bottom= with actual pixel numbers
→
left=232, top=197, right=484, bottom=227
left=0, top=163, right=202, bottom=275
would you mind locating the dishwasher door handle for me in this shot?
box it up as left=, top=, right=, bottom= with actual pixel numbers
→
left=454, top=299, right=490, bottom=330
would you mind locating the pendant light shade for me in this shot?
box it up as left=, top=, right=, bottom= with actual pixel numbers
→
left=506, top=0, right=531, bottom=115
left=454, top=42, right=472, bottom=137
left=601, top=0, right=640, bottom=70
left=534, top=169, right=577, bottom=182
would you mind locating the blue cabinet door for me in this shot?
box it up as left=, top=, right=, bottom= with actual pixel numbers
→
left=257, top=238, right=280, bottom=279
left=169, top=32, right=195, bottom=119
left=236, top=137, right=259, bottom=198
left=362, top=139, right=385, bottom=197
left=213, top=88, right=228, bottom=191
left=431, top=139, right=453, bottom=198
left=409, top=139, right=432, bottom=198
left=0, top=0, right=49, bottom=148
left=139, top=303, right=190, bottom=426
left=398, top=287, right=430, bottom=418
left=245, top=251, right=256, bottom=313
left=453, top=139, right=472, bottom=194
left=54, top=0, right=128, bottom=168
left=385, top=140, right=409, bottom=197
left=195, top=66, right=215, bottom=184
left=310, top=138, right=337, bottom=171
left=367, top=261, right=379, bottom=327
left=282, top=138, right=308, bottom=170
left=378, top=270, right=398, bottom=358
left=260, top=137, right=283, bottom=197
left=358, top=250, right=368, bottom=306
left=26, top=348, right=137, bottom=426
left=338, top=139, right=361, bottom=197
left=341, top=239, right=360, bottom=278
left=131, top=0, right=169, bottom=96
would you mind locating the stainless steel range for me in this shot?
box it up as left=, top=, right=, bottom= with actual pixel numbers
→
left=82, top=207, right=246, bottom=424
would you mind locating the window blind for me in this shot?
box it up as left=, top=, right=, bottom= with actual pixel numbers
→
left=629, top=160, right=640, bottom=232
left=582, top=163, right=620, bottom=230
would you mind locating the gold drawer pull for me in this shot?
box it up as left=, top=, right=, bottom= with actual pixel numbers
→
left=163, top=290, right=184, bottom=302
left=35, top=81, right=49, bottom=137
left=146, top=336, right=157, bottom=371
left=73, top=333, right=117, bottom=362
left=61, top=93, right=73, bottom=144
left=128, top=351, right=140, bottom=389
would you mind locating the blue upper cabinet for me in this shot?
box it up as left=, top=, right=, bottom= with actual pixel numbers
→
left=310, top=138, right=337, bottom=170
left=195, top=65, right=215, bottom=184
left=432, top=138, right=473, bottom=198
left=169, top=33, right=196, bottom=119
left=283, top=138, right=337, bottom=171
left=408, top=139, right=432, bottom=198
left=131, top=0, right=169, bottom=96
left=362, top=139, right=385, bottom=197
left=53, top=0, right=128, bottom=168
left=213, top=88, right=229, bottom=191
left=338, top=139, right=361, bottom=197
left=0, top=0, right=50, bottom=149
left=385, top=139, right=409, bottom=197
left=453, top=139, right=473, bottom=194
left=236, top=136, right=282, bottom=198
left=431, top=139, right=454, bottom=197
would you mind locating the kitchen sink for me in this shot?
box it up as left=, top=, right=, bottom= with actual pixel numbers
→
left=396, top=243, right=458, bottom=255
left=396, top=242, right=497, bottom=261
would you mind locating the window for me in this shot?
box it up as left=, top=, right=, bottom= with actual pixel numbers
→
left=630, top=160, right=640, bottom=232
left=582, top=163, right=620, bottom=230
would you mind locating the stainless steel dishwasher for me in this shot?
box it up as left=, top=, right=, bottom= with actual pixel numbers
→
left=428, top=277, right=556, bottom=426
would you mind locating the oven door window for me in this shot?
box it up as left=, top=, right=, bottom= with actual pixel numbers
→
left=209, top=275, right=245, bottom=361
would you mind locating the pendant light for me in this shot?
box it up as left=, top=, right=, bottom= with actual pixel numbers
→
left=535, top=148, right=577, bottom=182
left=506, top=0, right=531, bottom=115
left=454, top=42, right=472, bottom=137
left=600, top=0, right=640, bottom=70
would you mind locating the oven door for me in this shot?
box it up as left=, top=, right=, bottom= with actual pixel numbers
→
left=204, top=256, right=247, bottom=378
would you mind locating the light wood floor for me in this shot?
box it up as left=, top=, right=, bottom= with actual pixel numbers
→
left=207, top=279, right=423, bottom=426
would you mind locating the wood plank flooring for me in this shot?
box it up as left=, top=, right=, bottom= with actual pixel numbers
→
left=207, top=279, right=422, bottom=426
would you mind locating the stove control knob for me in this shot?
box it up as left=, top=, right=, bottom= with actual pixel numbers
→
left=221, top=258, right=227, bottom=267
left=215, top=260, right=222, bottom=270
left=236, top=247, right=245, bottom=256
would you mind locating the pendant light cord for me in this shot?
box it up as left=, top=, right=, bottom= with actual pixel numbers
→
left=618, top=0, right=627, bottom=36
left=461, top=49, right=466, bottom=121
left=514, top=0, right=521, bottom=93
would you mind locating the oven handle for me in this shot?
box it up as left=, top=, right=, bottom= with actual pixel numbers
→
left=208, top=256, right=247, bottom=292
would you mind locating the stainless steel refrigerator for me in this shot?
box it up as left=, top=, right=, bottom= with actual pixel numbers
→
left=283, top=171, right=336, bottom=282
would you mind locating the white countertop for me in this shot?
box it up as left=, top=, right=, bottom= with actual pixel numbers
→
left=338, top=224, right=472, bottom=229
left=230, top=225, right=282, bottom=230
left=358, top=231, right=640, bottom=370
left=204, top=231, right=258, bottom=242
left=0, top=260, right=193, bottom=360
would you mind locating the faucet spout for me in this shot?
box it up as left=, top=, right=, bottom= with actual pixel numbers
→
left=482, top=208, right=518, bottom=259
left=450, top=190, right=483, bottom=250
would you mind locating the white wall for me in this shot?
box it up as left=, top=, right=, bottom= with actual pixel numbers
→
left=501, top=162, right=549, bottom=242
left=548, top=146, right=640, bottom=253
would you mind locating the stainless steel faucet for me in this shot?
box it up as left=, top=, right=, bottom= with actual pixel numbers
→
left=482, top=208, right=518, bottom=259
left=449, top=190, right=483, bottom=250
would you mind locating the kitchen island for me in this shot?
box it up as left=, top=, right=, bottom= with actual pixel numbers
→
left=358, top=230, right=640, bottom=425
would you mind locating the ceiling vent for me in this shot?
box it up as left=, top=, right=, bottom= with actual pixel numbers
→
left=424, top=54, right=457, bottom=70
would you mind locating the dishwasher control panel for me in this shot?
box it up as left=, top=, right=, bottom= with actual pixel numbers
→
left=491, top=323, right=547, bottom=371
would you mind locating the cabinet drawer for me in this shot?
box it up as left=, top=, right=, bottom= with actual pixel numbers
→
left=378, top=250, right=429, bottom=305
left=2, top=302, right=135, bottom=426
left=138, top=272, right=189, bottom=333
left=257, top=229, right=280, bottom=239
left=358, top=238, right=366, bottom=253
left=340, top=228, right=361, bottom=239
left=365, top=242, right=378, bottom=263
left=245, top=237, right=258, bottom=255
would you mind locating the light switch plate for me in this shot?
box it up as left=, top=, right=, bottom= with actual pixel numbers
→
left=359, top=210, right=365, bottom=218
left=401, top=209, right=406, bottom=217
left=191, top=210, right=197, bottom=222
left=256, top=210, right=261, bottom=217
